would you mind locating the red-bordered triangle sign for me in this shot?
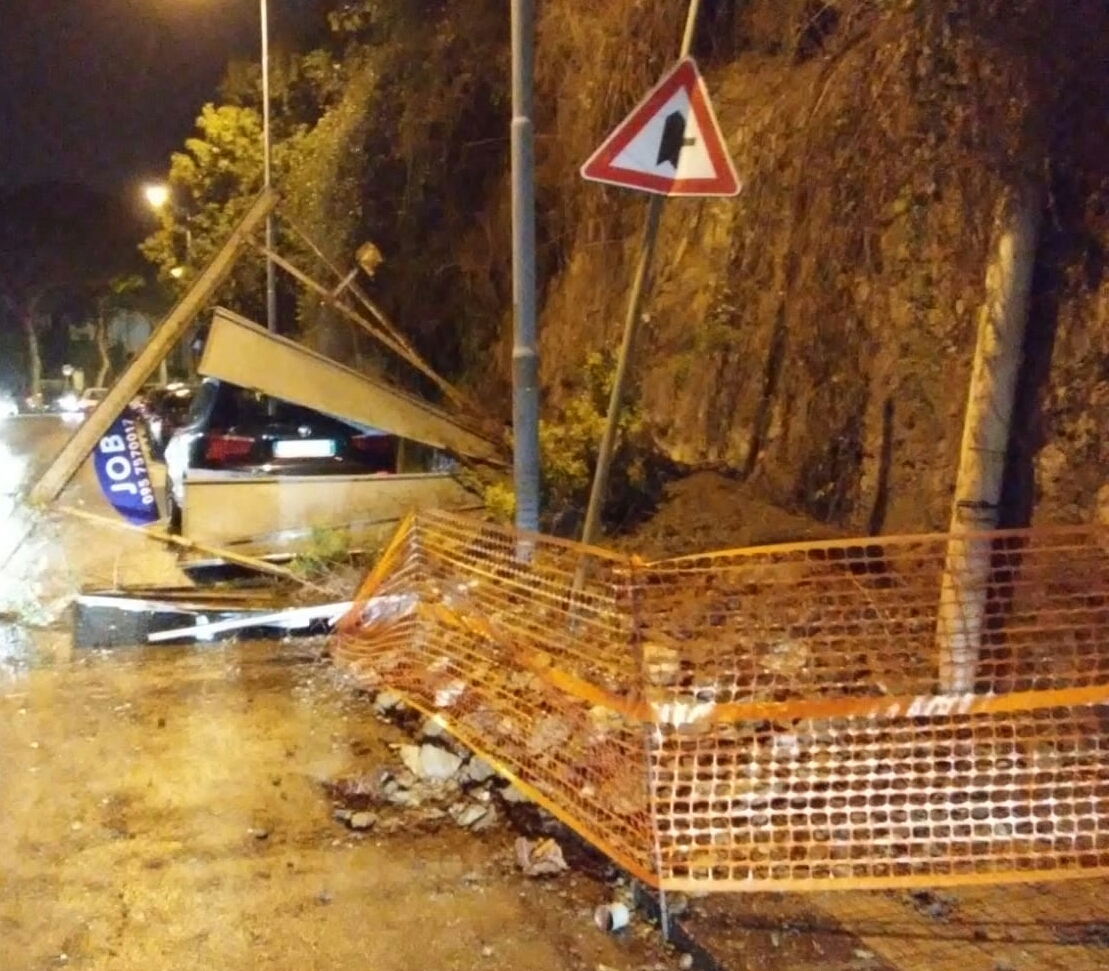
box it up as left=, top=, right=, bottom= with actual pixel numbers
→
left=581, top=57, right=740, bottom=197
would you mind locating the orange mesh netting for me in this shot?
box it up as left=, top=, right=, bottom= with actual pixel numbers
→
left=332, top=511, right=1109, bottom=891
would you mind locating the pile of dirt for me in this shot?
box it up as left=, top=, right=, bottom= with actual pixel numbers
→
left=617, top=470, right=845, bottom=561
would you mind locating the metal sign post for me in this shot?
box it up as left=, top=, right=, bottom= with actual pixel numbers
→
left=579, top=0, right=739, bottom=549
left=511, top=0, right=542, bottom=537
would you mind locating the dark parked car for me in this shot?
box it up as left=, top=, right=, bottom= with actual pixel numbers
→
left=162, top=378, right=399, bottom=533
left=135, top=383, right=197, bottom=458
left=26, top=378, right=71, bottom=414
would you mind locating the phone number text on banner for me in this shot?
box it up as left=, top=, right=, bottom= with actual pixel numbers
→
left=93, top=409, right=160, bottom=525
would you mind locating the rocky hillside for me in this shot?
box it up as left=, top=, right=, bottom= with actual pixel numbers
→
left=512, top=0, right=1109, bottom=536
left=277, top=0, right=1109, bottom=538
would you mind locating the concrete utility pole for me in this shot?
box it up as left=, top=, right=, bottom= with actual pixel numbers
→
left=935, top=185, right=1042, bottom=693
left=579, top=0, right=703, bottom=548
left=510, top=0, right=541, bottom=535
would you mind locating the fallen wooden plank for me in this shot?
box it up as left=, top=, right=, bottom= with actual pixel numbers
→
left=29, top=190, right=278, bottom=505
left=55, top=505, right=330, bottom=594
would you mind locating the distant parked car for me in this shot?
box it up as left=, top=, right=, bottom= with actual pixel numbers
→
left=137, top=383, right=197, bottom=459
left=77, top=387, right=108, bottom=413
left=162, top=378, right=399, bottom=533
left=26, top=379, right=71, bottom=414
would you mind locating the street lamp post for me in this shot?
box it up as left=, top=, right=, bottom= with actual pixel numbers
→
left=141, top=182, right=189, bottom=384
left=260, top=0, right=276, bottom=334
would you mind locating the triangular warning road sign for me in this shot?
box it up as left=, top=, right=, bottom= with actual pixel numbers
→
left=581, top=57, right=740, bottom=198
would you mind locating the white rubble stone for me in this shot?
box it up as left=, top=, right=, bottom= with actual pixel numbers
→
left=418, top=743, right=464, bottom=781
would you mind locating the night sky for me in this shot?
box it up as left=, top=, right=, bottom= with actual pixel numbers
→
left=0, top=0, right=322, bottom=196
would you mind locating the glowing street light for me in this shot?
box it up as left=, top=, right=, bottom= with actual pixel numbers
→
left=143, top=183, right=170, bottom=210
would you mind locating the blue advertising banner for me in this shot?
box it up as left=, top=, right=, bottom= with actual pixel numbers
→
left=92, top=408, right=160, bottom=526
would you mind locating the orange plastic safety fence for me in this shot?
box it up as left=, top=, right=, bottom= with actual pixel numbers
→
left=332, top=512, right=1109, bottom=891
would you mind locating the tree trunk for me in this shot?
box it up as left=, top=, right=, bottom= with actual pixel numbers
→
left=935, top=184, right=1043, bottom=694
left=95, top=313, right=111, bottom=387
left=23, top=312, right=42, bottom=398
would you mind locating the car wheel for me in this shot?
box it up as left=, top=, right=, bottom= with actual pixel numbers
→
left=166, top=488, right=182, bottom=535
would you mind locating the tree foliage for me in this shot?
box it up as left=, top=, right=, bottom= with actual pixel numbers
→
left=142, top=0, right=511, bottom=389
left=139, top=102, right=304, bottom=322
left=0, top=184, right=142, bottom=394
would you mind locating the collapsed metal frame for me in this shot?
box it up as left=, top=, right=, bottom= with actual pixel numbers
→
left=27, top=189, right=502, bottom=518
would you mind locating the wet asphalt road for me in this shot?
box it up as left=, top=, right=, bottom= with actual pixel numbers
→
left=0, top=413, right=673, bottom=971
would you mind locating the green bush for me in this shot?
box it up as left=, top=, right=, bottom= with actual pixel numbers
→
left=290, top=525, right=354, bottom=577
left=482, top=351, right=654, bottom=534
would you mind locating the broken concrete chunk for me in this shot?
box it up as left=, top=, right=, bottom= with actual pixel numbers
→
left=450, top=802, right=490, bottom=828
left=373, top=690, right=402, bottom=714
left=420, top=717, right=447, bottom=740
left=500, top=784, right=528, bottom=804
left=470, top=807, right=498, bottom=832
left=418, top=743, right=464, bottom=780
left=348, top=811, right=377, bottom=831
left=515, top=836, right=568, bottom=877
left=463, top=756, right=496, bottom=785
left=399, top=744, right=423, bottom=777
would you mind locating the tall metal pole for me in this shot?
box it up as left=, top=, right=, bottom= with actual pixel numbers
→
left=579, top=0, right=702, bottom=548
left=261, top=0, right=276, bottom=334
left=510, top=0, right=541, bottom=534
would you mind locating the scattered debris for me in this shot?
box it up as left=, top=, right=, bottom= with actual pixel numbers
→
left=515, top=836, right=569, bottom=877
left=1055, top=922, right=1109, bottom=947
left=348, top=811, right=377, bottom=831
left=449, top=802, right=491, bottom=829
left=417, top=742, right=464, bottom=780
left=594, top=901, right=631, bottom=933
left=678, top=954, right=694, bottom=970
left=907, top=889, right=957, bottom=921
left=326, top=730, right=504, bottom=836
left=463, top=756, right=496, bottom=785
left=372, top=690, right=403, bottom=716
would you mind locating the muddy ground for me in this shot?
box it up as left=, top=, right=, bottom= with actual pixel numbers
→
left=3, top=419, right=1109, bottom=971
left=0, top=418, right=676, bottom=971
left=0, top=631, right=681, bottom=971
